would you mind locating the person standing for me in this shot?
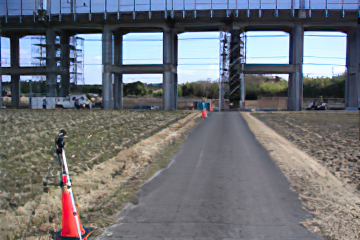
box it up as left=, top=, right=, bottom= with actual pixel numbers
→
left=74, top=98, right=81, bottom=110
left=43, top=98, right=47, bottom=109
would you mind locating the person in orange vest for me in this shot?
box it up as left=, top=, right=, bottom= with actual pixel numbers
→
left=201, top=99, right=207, bottom=118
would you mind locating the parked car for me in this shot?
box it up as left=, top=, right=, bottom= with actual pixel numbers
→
left=55, top=95, right=92, bottom=109
left=306, top=100, right=327, bottom=110
left=315, top=102, right=327, bottom=110
left=132, top=105, right=159, bottom=110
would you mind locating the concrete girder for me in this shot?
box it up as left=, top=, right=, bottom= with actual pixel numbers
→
left=1, top=19, right=357, bottom=35
left=243, top=64, right=296, bottom=74
left=1, top=67, right=65, bottom=76
left=105, top=64, right=165, bottom=74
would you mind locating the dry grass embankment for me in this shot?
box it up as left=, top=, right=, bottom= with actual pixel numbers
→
left=244, top=112, right=360, bottom=240
left=0, top=109, right=199, bottom=239
left=253, top=112, right=360, bottom=190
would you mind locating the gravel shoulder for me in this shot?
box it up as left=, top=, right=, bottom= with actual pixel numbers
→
left=242, top=112, right=360, bottom=240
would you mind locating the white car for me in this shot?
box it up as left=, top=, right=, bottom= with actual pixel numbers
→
left=55, top=95, right=92, bottom=109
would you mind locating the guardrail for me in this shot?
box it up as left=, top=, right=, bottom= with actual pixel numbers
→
left=0, top=0, right=359, bottom=19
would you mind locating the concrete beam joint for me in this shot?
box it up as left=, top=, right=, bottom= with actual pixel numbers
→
left=2, top=67, right=65, bottom=75
left=106, top=64, right=164, bottom=74
left=347, top=66, right=358, bottom=74
left=244, top=64, right=296, bottom=74
left=164, top=64, right=177, bottom=73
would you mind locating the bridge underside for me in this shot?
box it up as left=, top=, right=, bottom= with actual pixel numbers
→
left=1, top=9, right=359, bottom=110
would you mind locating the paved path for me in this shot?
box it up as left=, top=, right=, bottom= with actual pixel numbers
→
left=101, top=112, right=322, bottom=240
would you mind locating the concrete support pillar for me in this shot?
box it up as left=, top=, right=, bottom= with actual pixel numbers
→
left=173, top=34, right=178, bottom=110
left=229, top=29, right=241, bottom=103
left=345, top=26, right=360, bottom=109
left=60, top=31, right=71, bottom=97
left=10, top=35, right=20, bottom=108
left=163, top=27, right=177, bottom=110
left=0, top=34, right=3, bottom=108
left=46, top=29, right=57, bottom=97
left=0, top=73, right=2, bottom=108
left=114, top=31, right=123, bottom=109
left=240, top=72, right=245, bottom=109
left=288, top=24, right=304, bottom=111
left=102, top=27, right=114, bottom=109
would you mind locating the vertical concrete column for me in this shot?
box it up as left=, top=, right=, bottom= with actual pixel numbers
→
left=345, top=27, right=360, bottom=109
left=240, top=72, right=245, bottom=108
left=0, top=77, right=2, bottom=108
left=288, top=24, right=304, bottom=111
left=10, top=35, right=20, bottom=108
left=60, top=31, right=71, bottom=97
left=163, top=27, right=175, bottom=110
left=0, top=33, right=3, bottom=108
left=173, top=33, right=178, bottom=110
left=102, top=27, right=114, bottom=109
left=114, top=31, right=123, bottom=109
left=46, top=29, right=57, bottom=97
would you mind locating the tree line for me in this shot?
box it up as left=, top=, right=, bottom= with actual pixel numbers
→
left=2, top=74, right=346, bottom=99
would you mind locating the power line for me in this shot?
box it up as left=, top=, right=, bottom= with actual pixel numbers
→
left=304, top=56, right=345, bottom=59
left=84, top=63, right=346, bottom=67
left=304, top=63, right=345, bottom=66
left=81, top=34, right=345, bottom=42
left=248, top=56, right=345, bottom=59
left=83, top=63, right=219, bottom=66
left=247, top=56, right=287, bottom=59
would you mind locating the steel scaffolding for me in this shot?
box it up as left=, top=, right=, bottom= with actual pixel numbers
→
left=219, top=31, right=230, bottom=111
left=240, top=32, right=246, bottom=110
left=219, top=30, right=246, bottom=111
left=31, top=35, right=85, bottom=92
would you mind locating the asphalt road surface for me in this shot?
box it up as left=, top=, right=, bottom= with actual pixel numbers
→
left=101, top=112, right=322, bottom=240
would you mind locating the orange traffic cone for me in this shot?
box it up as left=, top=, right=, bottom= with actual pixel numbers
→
left=202, top=109, right=207, bottom=118
left=54, top=176, right=93, bottom=240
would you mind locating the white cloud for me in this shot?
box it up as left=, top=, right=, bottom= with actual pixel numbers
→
left=206, top=64, right=219, bottom=70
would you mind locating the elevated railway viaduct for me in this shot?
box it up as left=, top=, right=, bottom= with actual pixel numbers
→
left=0, top=0, right=359, bottom=110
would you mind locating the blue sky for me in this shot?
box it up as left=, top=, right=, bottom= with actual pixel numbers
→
left=1, top=31, right=346, bottom=85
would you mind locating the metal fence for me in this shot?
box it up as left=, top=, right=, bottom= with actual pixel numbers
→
left=0, top=0, right=359, bottom=18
